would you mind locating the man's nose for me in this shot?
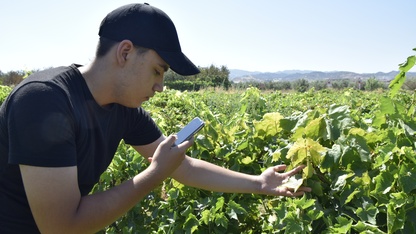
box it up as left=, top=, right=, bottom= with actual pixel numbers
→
left=153, top=82, right=164, bottom=92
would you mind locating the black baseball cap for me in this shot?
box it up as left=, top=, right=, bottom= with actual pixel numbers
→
left=98, top=3, right=200, bottom=76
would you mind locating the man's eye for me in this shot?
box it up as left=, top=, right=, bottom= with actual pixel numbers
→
left=155, top=70, right=161, bottom=76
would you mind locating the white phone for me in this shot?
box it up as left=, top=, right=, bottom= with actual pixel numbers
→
left=173, top=117, right=205, bottom=146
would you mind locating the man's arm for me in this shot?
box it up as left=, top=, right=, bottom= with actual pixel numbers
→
left=20, top=135, right=191, bottom=234
left=133, top=136, right=311, bottom=197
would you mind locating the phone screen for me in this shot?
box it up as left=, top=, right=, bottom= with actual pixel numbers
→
left=174, top=117, right=205, bottom=146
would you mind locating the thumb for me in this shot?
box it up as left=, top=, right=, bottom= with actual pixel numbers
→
left=164, top=135, right=178, bottom=147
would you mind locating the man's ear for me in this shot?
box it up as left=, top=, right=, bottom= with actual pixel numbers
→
left=116, top=40, right=134, bottom=67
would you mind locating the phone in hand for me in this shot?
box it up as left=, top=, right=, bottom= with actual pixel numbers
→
left=173, top=117, right=205, bottom=146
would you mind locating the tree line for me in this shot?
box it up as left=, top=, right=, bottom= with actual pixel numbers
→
left=1, top=66, right=415, bottom=92
left=163, top=64, right=231, bottom=91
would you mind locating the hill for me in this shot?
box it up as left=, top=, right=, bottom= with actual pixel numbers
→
left=229, top=70, right=416, bottom=83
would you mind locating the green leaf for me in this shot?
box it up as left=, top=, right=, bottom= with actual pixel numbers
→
left=373, top=143, right=395, bottom=168
left=380, top=96, right=396, bottom=115
left=353, top=221, right=385, bottom=233
left=227, top=200, right=247, bottom=215
left=329, top=216, right=353, bottom=233
left=347, top=131, right=371, bottom=162
left=398, top=162, right=416, bottom=193
left=214, top=213, right=228, bottom=228
left=236, top=140, right=248, bottom=150
left=279, top=116, right=298, bottom=132
left=226, top=200, right=247, bottom=221
left=327, top=104, right=353, bottom=140
left=214, top=197, right=225, bottom=212
left=341, top=189, right=360, bottom=206
left=332, top=172, right=354, bottom=192
left=321, top=144, right=342, bottom=171
left=293, top=194, right=316, bottom=209
left=389, top=72, right=406, bottom=98
left=180, top=205, right=193, bottom=217
left=285, top=212, right=304, bottom=233
left=357, top=203, right=378, bottom=224
left=183, top=213, right=199, bottom=231
left=372, top=171, right=395, bottom=195
left=304, top=117, right=327, bottom=140
left=373, top=110, right=386, bottom=127
left=398, top=55, right=416, bottom=73
left=387, top=203, right=406, bottom=233
left=306, top=207, right=324, bottom=221
left=168, top=188, right=180, bottom=199
left=389, top=192, right=408, bottom=209
left=307, top=177, right=324, bottom=196
left=200, top=210, right=211, bottom=225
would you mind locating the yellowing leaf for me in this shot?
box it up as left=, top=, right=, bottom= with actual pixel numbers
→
left=272, top=151, right=281, bottom=163
left=254, top=112, right=283, bottom=137
left=241, top=156, right=253, bottom=165
left=287, top=138, right=327, bottom=171
left=307, top=139, right=327, bottom=166
left=286, top=139, right=308, bottom=167
left=348, top=128, right=366, bottom=136
left=303, top=159, right=314, bottom=179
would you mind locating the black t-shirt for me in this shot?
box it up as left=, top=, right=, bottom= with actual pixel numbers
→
left=0, top=65, right=162, bottom=233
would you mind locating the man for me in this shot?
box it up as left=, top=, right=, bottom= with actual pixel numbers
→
left=0, top=3, right=310, bottom=233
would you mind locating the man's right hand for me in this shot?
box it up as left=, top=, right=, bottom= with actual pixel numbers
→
left=148, top=135, right=193, bottom=179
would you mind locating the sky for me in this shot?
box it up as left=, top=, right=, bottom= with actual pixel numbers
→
left=1, top=0, right=415, bottom=74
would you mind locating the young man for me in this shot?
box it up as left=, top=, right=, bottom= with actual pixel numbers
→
left=0, top=3, right=311, bottom=233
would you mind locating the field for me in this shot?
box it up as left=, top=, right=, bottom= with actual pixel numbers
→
left=88, top=86, right=415, bottom=234
left=1, top=51, right=415, bottom=233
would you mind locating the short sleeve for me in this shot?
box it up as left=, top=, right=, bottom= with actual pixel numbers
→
left=7, top=82, right=77, bottom=167
left=123, top=107, right=162, bottom=146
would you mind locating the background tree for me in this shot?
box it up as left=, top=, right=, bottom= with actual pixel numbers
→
left=293, top=78, right=310, bottom=93
left=364, top=77, right=386, bottom=91
left=310, top=80, right=327, bottom=91
left=164, top=64, right=231, bottom=91
left=0, top=70, right=25, bottom=86
left=403, top=76, right=416, bottom=90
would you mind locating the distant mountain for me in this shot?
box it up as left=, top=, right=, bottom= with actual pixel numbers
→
left=229, top=69, right=416, bottom=83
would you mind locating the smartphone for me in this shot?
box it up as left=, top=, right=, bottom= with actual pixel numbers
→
left=173, top=117, right=205, bottom=146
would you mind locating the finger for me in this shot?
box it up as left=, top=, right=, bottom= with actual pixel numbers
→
left=280, top=187, right=308, bottom=197
left=285, top=165, right=306, bottom=177
left=176, top=137, right=194, bottom=150
left=297, top=186, right=312, bottom=192
left=290, top=191, right=306, bottom=197
left=163, top=135, right=177, bottom=148
left=273, top=165, right=287, bottom=172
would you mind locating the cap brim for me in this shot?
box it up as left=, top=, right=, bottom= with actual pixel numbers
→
left=156, top=50, right=200, bottom=76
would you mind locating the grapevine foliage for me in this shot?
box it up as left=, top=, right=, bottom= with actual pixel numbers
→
left=91, top=49, right=416, bottom=234
left=99, top=90, right=415, bottom=233
left=1, top=50, right=415, bottom=233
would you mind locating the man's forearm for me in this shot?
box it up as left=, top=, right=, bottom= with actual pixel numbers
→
left=72, top=164, right=167, bottom=233
left=172, top=157, right=262, bottom=194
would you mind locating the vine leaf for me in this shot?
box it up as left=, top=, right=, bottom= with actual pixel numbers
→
left=254, top=112, right=284, bottom=137
left=389, top=52, right=416, bottom=98
left=286, top=138, right=327, bottom=179
left=280, top=174, right=303, bottom=192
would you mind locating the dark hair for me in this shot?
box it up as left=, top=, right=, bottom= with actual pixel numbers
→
left=95, top=37, right=150, bottom=58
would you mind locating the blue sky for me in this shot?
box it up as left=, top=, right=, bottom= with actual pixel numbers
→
left=1, top=0, right=415, bottom=73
